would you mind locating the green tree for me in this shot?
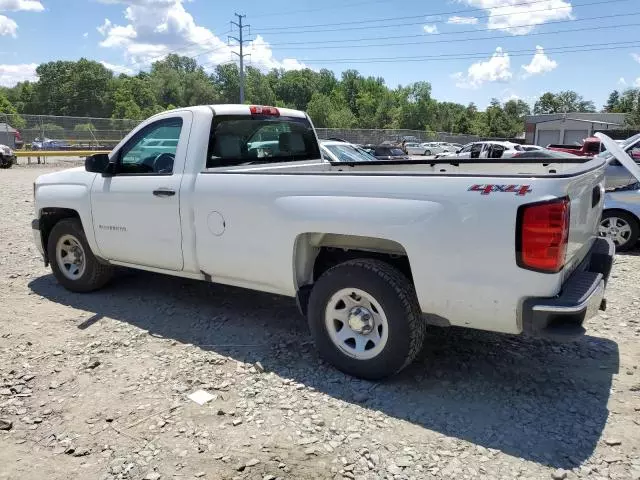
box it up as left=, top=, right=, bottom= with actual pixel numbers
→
left=534, top=91, right=595, bottom=114
left=604, top=90, right=621, bottom=113
left=35, top=59, right=114, bottom=117
left=0, top=92, right=25, bottom=128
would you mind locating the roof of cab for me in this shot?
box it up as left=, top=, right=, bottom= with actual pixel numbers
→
left=209, top=104, right=307, bottom=118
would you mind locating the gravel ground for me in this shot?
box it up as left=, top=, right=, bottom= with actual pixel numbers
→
left=1, top=165, right=639, bottom=480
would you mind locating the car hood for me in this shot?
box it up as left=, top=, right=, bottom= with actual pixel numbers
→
left=35, top=166, right=96, bottom=187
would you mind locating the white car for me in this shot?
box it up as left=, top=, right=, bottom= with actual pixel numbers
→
left=521, top=145, right=545, bottom=152
left=32, top=104, right=633, bottom=379
left=404, top=142, right=431, bottom=156
left=441, top=141, right=524, bottom=159
left=420, top=142, right=449, bottom=155
left=320, top=140, right=377, bottom=162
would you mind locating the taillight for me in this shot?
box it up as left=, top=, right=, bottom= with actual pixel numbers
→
left=250, top=105, right=280, bottom=116
left=516, top=197, right=570, bottom=273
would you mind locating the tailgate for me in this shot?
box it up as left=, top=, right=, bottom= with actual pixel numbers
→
left=562, top=166, right=606, bottom=280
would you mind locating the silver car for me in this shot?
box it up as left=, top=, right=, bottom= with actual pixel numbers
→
left=601, top=184, right=640, bottom=251
left=601, top=133, right=640, bottom=190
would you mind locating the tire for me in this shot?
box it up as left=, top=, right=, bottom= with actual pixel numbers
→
left=307, top=259, right=426, bottom=380
left=47, top=218, right=114, bottom=292
left=0, top=155, right=10, bottom=169
left=424, top=150, right=431, bottom=156
left=599, top=210, right=639, bottom=252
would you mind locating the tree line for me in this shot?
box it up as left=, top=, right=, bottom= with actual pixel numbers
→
left=0, top=55, right=638, bottom=137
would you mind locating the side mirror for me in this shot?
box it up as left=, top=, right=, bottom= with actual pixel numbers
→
left=85, top=153, right=110, bottom=174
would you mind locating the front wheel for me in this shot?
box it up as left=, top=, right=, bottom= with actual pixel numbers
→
left=599, top=211, right=639, bottom=252
left=307, top=259, right=426, bottom=380
left=47, top=218, right=114, bottom=292
left=424, top=150, right=431, bottom=156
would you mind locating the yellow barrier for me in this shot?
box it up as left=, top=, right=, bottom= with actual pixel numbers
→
left=15, top=150, right=111, bottom=158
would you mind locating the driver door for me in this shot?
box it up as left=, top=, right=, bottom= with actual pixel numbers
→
left=90, top=111, right=192, bottom=270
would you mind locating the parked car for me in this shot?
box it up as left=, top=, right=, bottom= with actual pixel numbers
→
left=32, top=138, right=71, bottom=150
left=32, top=104, right=634, bottom=380
left=600, top=183, right=640, bottom=251
left=420, top=142, right=449, bottom=155
left=547, top=137, right=603, bottom=157
left=0, top=143, right=16, bottom=168
left=404, top=142, right=432, bottom=156
left=373, top=145, right=410, bottom=160
left=601, top=133, right=640, bottom=190
left=320, top=140, right=377, bottom=162
left=438, top=141, right=524, bottom=159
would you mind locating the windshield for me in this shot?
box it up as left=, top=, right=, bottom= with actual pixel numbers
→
left=324, top=143, right=377, bottom=162
left=206, top=115, right=320, bottom=168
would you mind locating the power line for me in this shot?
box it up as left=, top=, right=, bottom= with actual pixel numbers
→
left=250, top=0, right=389, bottom=18
left=291, top=41, right=640, bottom=64
left=262, top=18, right=640, bottom=51
left=253, top=0, right=625, bottom=33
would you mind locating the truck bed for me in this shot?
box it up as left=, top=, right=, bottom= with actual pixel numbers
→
left=211, top=155, right=603, bottom=178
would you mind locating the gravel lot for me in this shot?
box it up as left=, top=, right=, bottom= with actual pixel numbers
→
left=1, top=165, right=639, bottom=480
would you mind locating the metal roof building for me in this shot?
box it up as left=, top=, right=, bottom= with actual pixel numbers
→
left=524, top=113, right=627, bottom=146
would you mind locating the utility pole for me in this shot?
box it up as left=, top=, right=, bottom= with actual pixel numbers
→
left=230, top=13, right=250, bottom=104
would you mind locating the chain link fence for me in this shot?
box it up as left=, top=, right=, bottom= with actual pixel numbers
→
left=0, top=113, right=140, bottom=151
left=0, top=114, right=524, bottom=155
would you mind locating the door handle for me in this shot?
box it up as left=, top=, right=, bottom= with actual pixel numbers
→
left=153, top=189, right=176, bottom=197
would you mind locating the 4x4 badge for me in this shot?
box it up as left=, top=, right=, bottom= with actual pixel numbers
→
left=468, top=184, right=532, bottom=196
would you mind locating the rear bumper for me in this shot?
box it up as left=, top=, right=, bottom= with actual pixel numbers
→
left=521, top=237, right=615, bottom=340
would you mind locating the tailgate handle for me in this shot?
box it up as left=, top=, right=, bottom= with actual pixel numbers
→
left=592, top=186, right=601, bottom=208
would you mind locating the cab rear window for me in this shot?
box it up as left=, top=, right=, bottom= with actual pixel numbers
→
left=205, top=115, right=320, bottom=168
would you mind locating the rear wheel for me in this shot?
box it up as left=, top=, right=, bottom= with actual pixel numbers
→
left=307, top=259, right=426, bottom=380
left=0, top=155, right=11, bottom=169
left=599, top=211, right=639, bottom=252
left=47, top=218, right=114, bottom=292
left=424, top=150, right=432, bottom=156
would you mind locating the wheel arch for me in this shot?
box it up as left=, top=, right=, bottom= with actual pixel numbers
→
left=292, top=232, right=413, bottom=316
left=602, top=207, right=640, bottom=224
left=38, top=208, right=81, bottom=265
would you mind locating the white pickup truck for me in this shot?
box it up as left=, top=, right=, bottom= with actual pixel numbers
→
left=31, top=105, right=634, bottom=379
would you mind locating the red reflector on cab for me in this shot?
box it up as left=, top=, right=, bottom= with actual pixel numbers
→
left=517, top=198, right=570, bottom=273
left=250, top=105, right=280, bottom=116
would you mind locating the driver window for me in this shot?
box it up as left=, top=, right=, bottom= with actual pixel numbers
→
left=119, top=118, right=183, bottom=175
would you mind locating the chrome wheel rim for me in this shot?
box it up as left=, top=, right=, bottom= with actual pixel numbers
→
left=56, top=234, right=86, bottom=280
left=599, top=216, right=632, bottom=247
left=325, top=288, right=389, bottom=360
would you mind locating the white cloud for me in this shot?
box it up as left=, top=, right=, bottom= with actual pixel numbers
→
left=0, top=62, right=37, bottom=86
left=83, top=31, right=89, bottom=38
left=423, top=24, right=438, bottom=34
left=632, top=53, right=640, bottom=64
left=521, top=45, right=557, bottom=78
left=635, top=78, right=640, bottom=88
left=0, top=0, right=43, bottom=38
left=100, top=60, right=135, bottom=75
left=447, top=16, right=479, bottom=25
left=97, top=0, right=305, bottom=72
left=0, top=0, right=43, bottom=11
left=0, top=14, right=16, bottom=36
left=459, top=0, right=573, bottom=35
left=452, top=47, right=512, bottom=89
left=618, top=77, right=626, bottom=86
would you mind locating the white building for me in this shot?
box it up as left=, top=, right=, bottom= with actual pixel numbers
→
left=524, top=113, right=627, bottom=146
